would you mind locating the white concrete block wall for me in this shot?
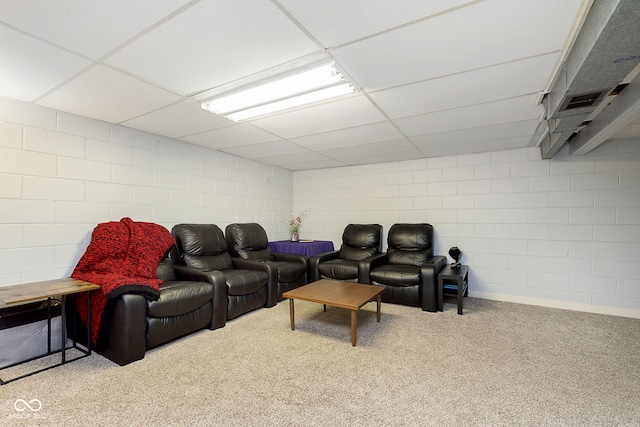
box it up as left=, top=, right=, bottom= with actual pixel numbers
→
left=2, top=93, right=638, bottom=318
left=293, top=141, right=640, bottom=318
left=0, top=97, right=293, bottom=285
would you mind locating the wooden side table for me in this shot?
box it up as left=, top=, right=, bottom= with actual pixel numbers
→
left=0, top=278, right=100, bottom=385
left=437, top=265, right=469, bottom=315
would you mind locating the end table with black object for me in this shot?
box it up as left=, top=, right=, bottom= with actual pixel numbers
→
left=437, top=265, right=469, bottom=315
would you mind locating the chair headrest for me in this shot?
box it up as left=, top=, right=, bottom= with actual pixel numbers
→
left=172, top=223, right=227, bottom=256
left=342, top=224, right=383, bottom=250
left=388, top=223, right=433, bottom=250
left=225, top=223, right=269, bottom=253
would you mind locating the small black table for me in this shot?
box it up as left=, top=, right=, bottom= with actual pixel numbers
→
left=437, top=265, right=469, bottom=315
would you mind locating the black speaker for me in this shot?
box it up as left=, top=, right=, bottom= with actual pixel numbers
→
left=448, top=246, right=462, bottom=269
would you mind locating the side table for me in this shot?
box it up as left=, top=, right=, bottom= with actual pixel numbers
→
left=0, top=278, right=100, bottom=385
left=437, top=265, right=469, bottom=315
left=268, top=240, right=335, bottom=257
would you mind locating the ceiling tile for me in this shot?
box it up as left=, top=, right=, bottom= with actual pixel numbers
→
left=0, top=0, right=190, bottom=59
left=318, top=139, right=417, bottom=159
left=370, top=53, right=560, bottom=119
left=222, top=140, right=307, bottom=159
left=418, top=136, right=532, bottom=157
left=180, top=123, right=281, bottom=150
left=0, top=26, right=91, bottom=102
left=105, top=0, right=319, bottom=95
left=291, top=121, right=404, bottom=150
left=121, top=100, right=229, bottom=138
left=254, top=151, right=335, bottom=167
left=333, top=0, right=584, bottom=91
left=394, top=95, right=543, bottom=137
left=36, top=65, right=181, bottom=123
left=342, top=149, right=426, bottom=166
left=251, top=95, right=386, bottom=139
left=410, top=119, right=540, bottom=149
left=270, top=158, right=346, bottom=171
left=278, top=0, right=473, bottom=48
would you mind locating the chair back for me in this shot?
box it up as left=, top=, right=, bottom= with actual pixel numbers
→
left=172, top=224, right=233, bottom=270
left=387, top=223, right=434, bottom=266
left=225, top=223, right=273, bottom=261
left=339, top=224, right=383, bottom=260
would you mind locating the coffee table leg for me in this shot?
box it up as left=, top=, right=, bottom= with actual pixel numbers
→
left=289, top=298, right=295, bottom=330
left=376, top=294, right=381, bottom=322
left=351, top=310, right=357, bottom=346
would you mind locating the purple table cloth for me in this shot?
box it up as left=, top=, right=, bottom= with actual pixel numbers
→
left=268, top=240, right=335, bottom=257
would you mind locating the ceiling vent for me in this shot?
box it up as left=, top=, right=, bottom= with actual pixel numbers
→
left=560, top=90, right=609, bottom=111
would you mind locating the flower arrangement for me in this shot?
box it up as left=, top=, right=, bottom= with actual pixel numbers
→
left=288, top=210, right=306, bottom=241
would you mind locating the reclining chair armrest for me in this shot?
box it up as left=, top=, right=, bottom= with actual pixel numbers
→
left=100, top=294, right=147, bottom=366
left=368, top=253, right=389, bottom=271
left=174, top=264, right=227, bottom=330
left=309, top=250, right=340, bottom=282
left=273, top=252, right=309, bottom=283
left=358, top=252, right=387, bottom=284
left=231, top=258, right=278, bottom=308
left=272, top=252, right=308, bottom=266
left=419, top=255, right=448, bottom=312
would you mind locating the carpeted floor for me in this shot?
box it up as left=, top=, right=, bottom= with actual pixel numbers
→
left=2, top=297, right=640, bottom=426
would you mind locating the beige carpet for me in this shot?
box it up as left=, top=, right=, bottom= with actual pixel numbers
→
left=2, top=297, right=640, bottom=426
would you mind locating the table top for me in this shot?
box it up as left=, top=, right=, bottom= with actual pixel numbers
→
left=439, top=264, right=469, bottom=279
left=283, top=279, right=385, bottom=310
left=0, top=278, right=100, bottom=308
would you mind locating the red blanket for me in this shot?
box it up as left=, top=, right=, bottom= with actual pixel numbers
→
left=72, top=217, right=175, bottom=347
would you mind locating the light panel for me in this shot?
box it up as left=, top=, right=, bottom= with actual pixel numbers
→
left=201, top=62, right=356, bottom=121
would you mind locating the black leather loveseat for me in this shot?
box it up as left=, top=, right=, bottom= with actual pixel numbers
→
left=172, top=223, right=276, bottom=321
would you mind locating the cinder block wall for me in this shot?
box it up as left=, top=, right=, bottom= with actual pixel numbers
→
left=0, top=98, right=293, bottom=285
left=3, top=95, right=639, bottom=318
left=293, top=141, right=640, bottom=318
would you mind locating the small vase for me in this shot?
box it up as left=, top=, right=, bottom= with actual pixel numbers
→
left=290, top=231, right=299, bottom=242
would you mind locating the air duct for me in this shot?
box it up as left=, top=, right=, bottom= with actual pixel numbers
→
left=533, top=0, right=640, bottom=158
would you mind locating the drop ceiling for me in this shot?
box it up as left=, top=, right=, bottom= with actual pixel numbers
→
left=1, top=0, right=639, bottom=170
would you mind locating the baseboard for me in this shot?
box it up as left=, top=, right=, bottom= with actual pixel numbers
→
left=470, top=291, right=640, bottom=319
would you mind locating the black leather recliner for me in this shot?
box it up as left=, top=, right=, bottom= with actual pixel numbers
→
left=309, top=224, right=384, bottom=283
left=225, top=223, right=308, bottom=300
left=369, top=223, right=447, bottom=312
left=172, top=224, right=276, bottom=321
left=99, top=246, right=224, bottom=366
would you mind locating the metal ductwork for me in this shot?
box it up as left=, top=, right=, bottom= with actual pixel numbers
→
left=532, top=0, right=640, bottom=159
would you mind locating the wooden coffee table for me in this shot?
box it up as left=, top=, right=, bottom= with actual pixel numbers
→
left=282, top=279, right=385, bottom=346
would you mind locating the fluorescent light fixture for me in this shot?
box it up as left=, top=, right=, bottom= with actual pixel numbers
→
left=201, top=62, right=356, bottom=121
